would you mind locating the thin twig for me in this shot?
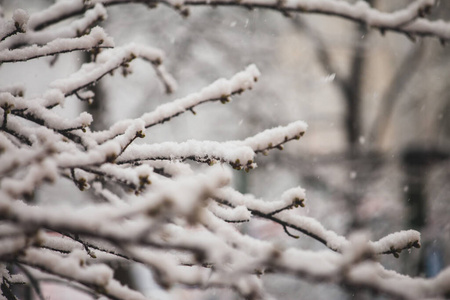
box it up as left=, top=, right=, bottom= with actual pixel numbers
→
left=283, top=225, right=300, bottom=239
left=14, top=263, right=46, bottom=300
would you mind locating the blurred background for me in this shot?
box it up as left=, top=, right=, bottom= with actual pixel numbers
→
left=1, top=0, right=450, bottom=299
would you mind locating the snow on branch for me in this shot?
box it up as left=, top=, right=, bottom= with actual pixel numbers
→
left=402, top=18, right=450, bottom=43
left=22, top=0, right=442, bottom=42
left=262, top=243, right=450, bottom=299
left=0, top=84, right=24, bottom=97
left=0, top=167, right=232, bottom=259
left=117, top=140, right=256, bottom=168
left=50, top=43, right=175, bottom=97
left=9, top=0, right=450, bottom=46
left=91, top=64, right=260, bottom=144
left=0, top=9, right=29, bottom=42
left=25, top=0, right=161, bottom=31
left=370, top=230, right=421, bottom=257
left=2, top=92, right=93, bottom=132
left=1, top=157, right=58, bottom=198
left=178, top=0, right=432, bottom=26
left=212, top=186, right=421, bottom=256
left=239, top=120, right=307, bottom=154
left=0, top=0, right=445, bottom=299
left=0, top=26, right=113, bottom=64
left=171, top=0, right=450, bottom=42
left=28, top=1, right=88, bottom=31
left=345, top=262, right=450, bottom=299
left=116, top=120, right=306, bottom=171
left=55, top=119, right=146, bottom=168
left=195, top=206, right=429, bottom=300
left=1, top=4, right=108, bottom=51
left=18, top=248, right=150, bottom=300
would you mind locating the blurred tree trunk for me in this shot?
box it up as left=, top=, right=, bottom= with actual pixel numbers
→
left=342, top=24, right=366, bottom=157
left=402, top=147, right=449, bottom=276
left=83, top=51, right=107, bottom=131
left=342, top=19, right=369, bottom=235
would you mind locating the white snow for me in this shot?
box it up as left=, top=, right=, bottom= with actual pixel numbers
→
left=281, top=187, right=306, bottom=205
left=1, top=4, right=108, bottom=51
left=370, top=230, right=421, bottom=254
left=12, top=9, right=29, bottom=32
left=240, top=120, right=307, bottom=152
left=0, top=1, right=439, bottom=298
left=28, top=0, right=85, bottom=31
left=22, top=247, right=113, bottom=286
left=50, top=43, right=167, bottom=96
left=0, top=9, right=29, bottom=41
left=0, top=26, right=112, bottom=63
left=208, top=202, right=251, bottom=222
left=118, top=140, right=255, bottom=166
left=91, top=65, right=260, bottom=144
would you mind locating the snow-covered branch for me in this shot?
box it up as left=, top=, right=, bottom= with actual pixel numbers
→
left=19, top=0, right=450, bottom=45
left=180, top=0, right=432, bottom=25
left=0, top=27, right=113, bottom=64
left=1, top=4, right=107, bottom=51
left=117, top=120, right=305, bottom=170
left=176, top=0, right=450, bottom=41
left=1, top=0, right=447, bottom=299
left=91, top=64, right=260, bottom=144
left=22, top=0, right=444, bottom=40
left=18, top=248, right=149, bottom=300
left=0, top=9, right=29, bottom=42
left=50, top=43, right=175, bottom=97
left=212, top=187, right=421, bottom=255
